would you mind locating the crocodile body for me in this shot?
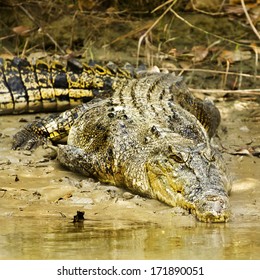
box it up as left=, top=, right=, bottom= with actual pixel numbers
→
left=1, top=57, right=231, bottom=222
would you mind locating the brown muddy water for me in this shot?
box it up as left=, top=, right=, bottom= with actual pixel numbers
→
left=0, top=99, right=259, bottom=260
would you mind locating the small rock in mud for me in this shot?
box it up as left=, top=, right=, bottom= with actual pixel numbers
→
left=18, top=118, right=29, bottom=123
left=32, top=191, right=41, bottom=198
left=35, top=158, right=50, bottom=167
left=73, top=211, right=85, bottom=223
left=123, top=192, right=135, bottom=200
left=239, top=126, right=250, bottom=132
left=22, top=150, right=32, bottom=156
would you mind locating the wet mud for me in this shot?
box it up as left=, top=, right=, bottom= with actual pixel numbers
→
left=0, top=98, right=259, bottom=259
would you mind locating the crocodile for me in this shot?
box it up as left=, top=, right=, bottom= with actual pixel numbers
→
left=1, top=57, right=231, bottom=222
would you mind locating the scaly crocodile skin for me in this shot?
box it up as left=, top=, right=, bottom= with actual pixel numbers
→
left=0, top=57, right=135, bottom=114
left=10, top=65, right=231, bottom=222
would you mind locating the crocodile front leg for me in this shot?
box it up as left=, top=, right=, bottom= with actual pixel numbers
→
left=58, top=144, right=99, bottom=178
left=12, top=103, right=88, bottom=150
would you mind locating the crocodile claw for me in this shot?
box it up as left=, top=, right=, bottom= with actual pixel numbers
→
left=12, top=123, right=49, bottom=150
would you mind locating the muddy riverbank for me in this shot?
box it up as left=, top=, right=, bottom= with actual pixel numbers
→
left=0, top=97, right=259, bottom=259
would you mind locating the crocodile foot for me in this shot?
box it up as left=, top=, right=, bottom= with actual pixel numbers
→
left=12, top=122, right=51, bottom=150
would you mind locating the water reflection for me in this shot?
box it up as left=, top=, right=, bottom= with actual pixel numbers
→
left=0, top=217, right=259, bottom=260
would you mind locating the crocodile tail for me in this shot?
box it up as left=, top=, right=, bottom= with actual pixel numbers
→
left=0, top=57, right=134, bottom=115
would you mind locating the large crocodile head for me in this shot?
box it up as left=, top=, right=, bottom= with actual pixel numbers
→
left=144, top=132, right=231, bottom=223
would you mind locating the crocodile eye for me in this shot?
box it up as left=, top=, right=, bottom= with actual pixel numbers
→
left=169, top=153, right=184, bottom=163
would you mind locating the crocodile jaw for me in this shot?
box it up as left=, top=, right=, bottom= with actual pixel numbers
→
left=149, top=176, right=231, bottom=223
left=192, top=193, right=230, bottom=222
left=148, top=175, right=231, bottom=223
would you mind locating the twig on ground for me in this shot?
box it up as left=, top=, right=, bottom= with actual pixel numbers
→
left=18, top=4, right=39, bottom=27
left=44, top=32, right=66, bottom=54
left=222, top=60, right=230, bottom=89
left=250, top=44, right=259, bottom=80
left=189, top=88, right=260, bottom=96
left=0, top=34, right=16, bottom=41
left=21, top=38, right=29, bottom=57
left=240, top=0, right=260, bottom=41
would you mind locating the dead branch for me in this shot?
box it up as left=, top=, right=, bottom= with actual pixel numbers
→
left=240, top=0, right=260, bottom=41
left=190, top=88, right=260, bottom=96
